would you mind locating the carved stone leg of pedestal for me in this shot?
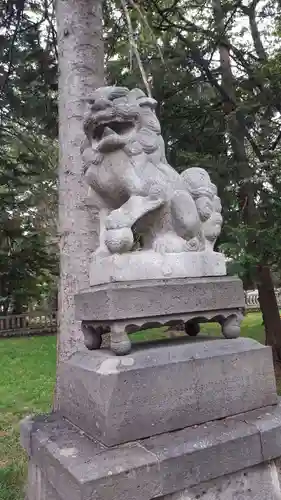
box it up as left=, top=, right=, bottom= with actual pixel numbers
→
left=184, top=321, right=200, bottom=337
left=221, top=312, right=243, bottom=339
left=110, top=323, right=132, bottom=355
left=81, top=322, right=102, bottom=350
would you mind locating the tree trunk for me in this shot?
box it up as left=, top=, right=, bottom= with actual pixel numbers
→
left=257, top=265, right=281, bottom=362
left=212, top=0, right=255, bottom=222
left=56, top=0, right=104, bottom=407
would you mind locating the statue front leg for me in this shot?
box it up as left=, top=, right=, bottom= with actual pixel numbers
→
left=105, top=195, right=165, bottom=231
left=103, top=195, right=165, bottom=255
left=94, top=208, right=111, bottom=257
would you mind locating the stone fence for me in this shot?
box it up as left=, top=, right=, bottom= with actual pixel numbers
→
left=0, top=310, right=57, bottom=338
left=245, top=288, right=281, bottom=311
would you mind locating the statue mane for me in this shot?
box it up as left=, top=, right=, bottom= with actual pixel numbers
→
left=82, top=86, right=167, bottom=168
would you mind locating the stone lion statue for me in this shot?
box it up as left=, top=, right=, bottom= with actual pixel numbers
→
left=81, top=86, right=224, bottom=285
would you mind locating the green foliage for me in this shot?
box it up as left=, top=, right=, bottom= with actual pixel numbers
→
left=0, top=129, right=58, bottom=313
left=105, top=0, right=281, bottom=288
left=0, top=1, right=58, bottom=313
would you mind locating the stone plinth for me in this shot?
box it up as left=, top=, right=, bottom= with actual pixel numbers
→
left=58, top=338, right=277, bottom=446
left=75, top=276, right=245, bottom=354
left=163, top=463, right=281, bottom=500
left=21, top=402, right=281, bottom=500
left=90, top=251, right=226, bottom=286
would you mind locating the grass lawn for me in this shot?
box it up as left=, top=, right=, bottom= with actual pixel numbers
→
left=0, top=336, right=56, bottom=499
left=0, top=311, right=273, bottom=499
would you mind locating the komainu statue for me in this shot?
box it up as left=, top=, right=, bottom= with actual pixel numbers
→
left=82, top=86, right=226, bottom=285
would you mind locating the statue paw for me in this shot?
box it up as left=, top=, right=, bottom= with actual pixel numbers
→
left=105, top=228, right=134, bottom=254
left=105, top=210, right=124, bottom=230
left=94, top=245, right=111, bottom=259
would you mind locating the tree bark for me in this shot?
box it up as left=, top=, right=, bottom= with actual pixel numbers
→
left=257, top=265, right=281, bottom=361
left=211, top=0, right=255, bottom=223
left=56, top=0, right=104, bottom=406
left=247, top=1, right=267, bottom=62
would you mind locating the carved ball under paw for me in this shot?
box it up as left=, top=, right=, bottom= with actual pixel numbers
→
left=185, top=322, right=200, bottom=337
left=105, top=228, right=134, bottom=254
left=81, top=323, right=102, bottom=350
left=222, top=315, right=241, bottom=339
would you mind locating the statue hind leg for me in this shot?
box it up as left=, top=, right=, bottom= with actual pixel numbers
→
left=139, top=190, right=203, bottom=254
left=170, top=190, right=203, bottom=251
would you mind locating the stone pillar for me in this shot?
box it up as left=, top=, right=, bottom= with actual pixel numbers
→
left=56, top=0, right=104, bottom=401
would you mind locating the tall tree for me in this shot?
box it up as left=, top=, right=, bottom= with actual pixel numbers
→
left=0, top=0, right=58, bottom=314
left=56, top=0, right=104, bottom=404
left=0, top=131, right=58, bottom=314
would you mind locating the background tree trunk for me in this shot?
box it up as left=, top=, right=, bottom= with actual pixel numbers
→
left=55, top=0, right=104, bottom=406
left=257, top=265, right=281, bottom=362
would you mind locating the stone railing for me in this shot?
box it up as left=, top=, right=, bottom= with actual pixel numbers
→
left=0, top=310, right=57, bottom=337
left=245, top=289, right=281, bottom=311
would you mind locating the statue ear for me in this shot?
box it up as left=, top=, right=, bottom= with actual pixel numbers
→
left=138, top=97, right=157, bottom=110
left=128, top=88, right=146, bottom=100
left=128, top=88, right=158, bottom=110
left=109, top=87, right=130, bottom=100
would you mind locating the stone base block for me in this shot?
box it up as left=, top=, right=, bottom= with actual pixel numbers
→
left=164, top=462, right=281, bottom=500
left=21, top=403, right=281, bottom=500
left=26, top=462, right=61, bottom=500
left=25, top=461, right=281, bottom=500
left=75, top=276, right=245, bottom=354
left=89, top=250, right=227, bottom=286
left=58, top=338, right=277, bottom=446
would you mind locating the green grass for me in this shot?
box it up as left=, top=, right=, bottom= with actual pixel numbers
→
left=0, top=336, right=56, bottom=499
left=0, top=312, right=272, bottom=499
left=132, top=311, right=265, bottom=344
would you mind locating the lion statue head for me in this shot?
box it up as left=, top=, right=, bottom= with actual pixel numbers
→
left=82, top=86, right=168, bottom=171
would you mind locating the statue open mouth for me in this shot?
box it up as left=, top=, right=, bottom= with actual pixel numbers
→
left=92, top=118, right=136, bottom=152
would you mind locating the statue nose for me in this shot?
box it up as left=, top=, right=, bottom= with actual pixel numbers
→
left=91, top=98, right=112, bottom=112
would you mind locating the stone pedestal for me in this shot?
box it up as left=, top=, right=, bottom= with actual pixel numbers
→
left=22, top=401, right=281, bottom=500
left=22, top=336, right=281, bottom=499
left=89, top=251, right=227, bottom=286
left=75, top=276, right=245, bottom=354
left=58, top=338, right=276, bottom=446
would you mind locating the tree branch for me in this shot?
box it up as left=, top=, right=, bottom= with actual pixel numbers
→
left=148, top=0, right=264, bottom=161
